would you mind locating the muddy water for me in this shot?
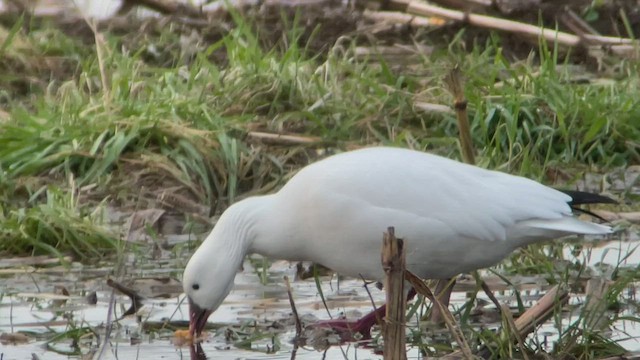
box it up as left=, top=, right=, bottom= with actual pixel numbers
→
left=0, top=255, right=415, bottom=359
left=1, top=236, right=640, bottom=359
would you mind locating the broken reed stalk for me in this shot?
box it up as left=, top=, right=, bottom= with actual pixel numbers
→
left=445, top=66, right=475, bottom=166
left=426, top=65, right=476, bottom=331
left=476, top=272, right=502, bottom=310
left=381, top=227, right=407, bottom=360
left=388, top=0, right=636, bottom=49
left=513, top=285, right=568, bottom=336
left=406, top=271, right=474, bottom=360
left=246, top=131, right=325, bottom=145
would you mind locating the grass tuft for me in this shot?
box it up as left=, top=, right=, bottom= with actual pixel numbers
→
left=0, top=184, right=118, bottom=260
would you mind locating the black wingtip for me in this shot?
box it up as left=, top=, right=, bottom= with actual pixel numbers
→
left=558, top=189, right=617, bottom=223
left=559, top=190, right=618, bottom=206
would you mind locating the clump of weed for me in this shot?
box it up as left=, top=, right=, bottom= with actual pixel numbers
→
left=0, top=185, right=118, bottom=260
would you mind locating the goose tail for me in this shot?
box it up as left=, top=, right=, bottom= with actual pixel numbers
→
left=522, top=217, right=612, bottom=235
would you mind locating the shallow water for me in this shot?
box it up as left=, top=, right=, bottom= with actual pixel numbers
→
left=0, top=256, right=395, bottom=359
left=1, top=234, right=640, bottom=359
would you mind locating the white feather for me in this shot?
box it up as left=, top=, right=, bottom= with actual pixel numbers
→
left=183, top=147, right=612, bottom=312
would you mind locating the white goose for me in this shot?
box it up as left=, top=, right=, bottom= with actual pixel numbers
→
left=183, top=146, right=613, bottom=339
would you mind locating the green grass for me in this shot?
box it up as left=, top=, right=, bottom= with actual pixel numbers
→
left=0, top=8, right=637, bottom=257
left=0, top=180, right=118, bottom=260
left=0, top=9, right=638, bottom=357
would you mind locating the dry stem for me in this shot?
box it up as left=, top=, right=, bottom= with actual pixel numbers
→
left=284, top=275, right=303, bottom=336
left=381, top=227, right=407, bottom=360
left=445, top=66, right=475, bottom=165
left=388, top=0, right=637, bottom=52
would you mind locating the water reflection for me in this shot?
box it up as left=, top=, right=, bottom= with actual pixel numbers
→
left=2, top=237, right=640, bottom=359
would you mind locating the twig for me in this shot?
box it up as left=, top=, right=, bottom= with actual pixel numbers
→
left=513, top=286, right=568, bottom=339
left=247, top=131, right=325, bottom=145
left=83, top=20, right=110, bottom=105
left=381, top=227, right=407, bottom=360
left=390, top=0, right=637, bottom=49
left=158, top=191, right=210, bottom=216
left=479, top=276, right=503, bottom=310
left=360, top=274, right=382, bottom=325
left=592, top=210, right=640, bottom=223
left=427, top=0, right=492, bottom=11
left=117, top=0, right=202, bottom=17
left=560, top=8, right=602, bottom=38
left=284, top=275, right=303, bottom=336
left=106, top=278, right=145, bottom=318
left=95, top=286, right=117, bottom=359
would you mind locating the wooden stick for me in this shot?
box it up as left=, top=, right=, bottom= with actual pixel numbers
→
left=389, top=0, right=637, bottom=49
left=247, top=131, right=324, bottom=145
left=381, top=227, right=407, bottom=360
left=513, top=286, right=568, bottom=339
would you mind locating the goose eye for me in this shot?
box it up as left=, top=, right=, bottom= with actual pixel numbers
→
left=192, top=284, right=200, bottom=290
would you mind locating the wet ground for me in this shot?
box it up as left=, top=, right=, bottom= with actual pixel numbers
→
left=2, top=233, right=640, bottom=359
left=0, top=253, right=401, bottom=359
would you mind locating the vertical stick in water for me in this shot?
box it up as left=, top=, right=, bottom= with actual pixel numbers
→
left=381, top=227, right=407, bottom=360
